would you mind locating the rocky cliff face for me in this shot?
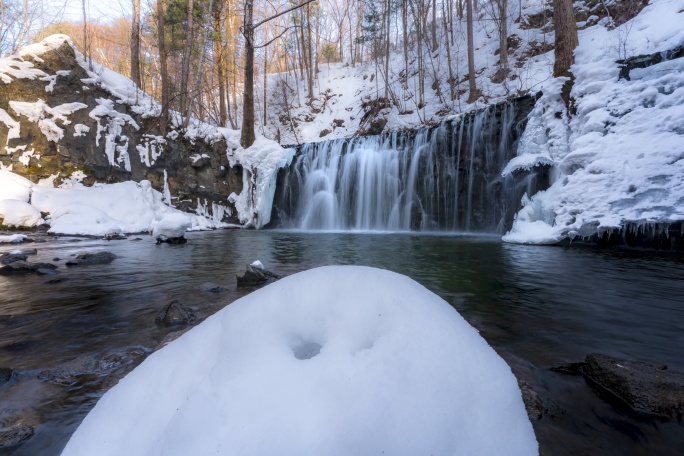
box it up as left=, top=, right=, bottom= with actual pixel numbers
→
left=0, top=36, right=242, bottom=223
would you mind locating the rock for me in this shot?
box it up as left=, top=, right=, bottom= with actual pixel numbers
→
left=156, top=236, right=187, bottom=245
left=581, top=353, right=684, bottom=418
left=198, top=283, right=229, bottom=294
left=0, top=424, right=34, bottom=448
left=155, top=300, right=196, bottom=326
left=0, top=367, right=13, bottom=384
left=553, top=353, right=684, bottom=419
left=518, top=380, right=544, bottom=421
left=38, top=347, right=148, bottom=386
left=52, top=257, right=61, bottom=261
left=10, top=249, right=37, bottom=256
left=66, top=251, right=117, bottom=266
left=0, top=254, right=27, bottom=265
left=0, top=261, right=57, bottom=274
left=36, top=268, right=59, bottom=275
left=156, top=330, right=189, bottom=350
left=46, top=277, right=68, bottom=284
left=236, top=263, right=280, bottom=287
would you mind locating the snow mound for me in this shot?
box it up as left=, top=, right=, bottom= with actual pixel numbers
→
left=62, top=266, right=538, bottom=456
left=152, top=213, right=192, bottom=240
left=0, top=170, right=34, bottom=202
left=0, top=199, right=44, bottom=227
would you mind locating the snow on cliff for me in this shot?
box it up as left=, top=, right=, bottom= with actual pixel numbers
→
left=62, top=266, right=538, bottom=456
left=504, top=0, right=684, bottom=244
left=0, top=34, right=293, bottom=230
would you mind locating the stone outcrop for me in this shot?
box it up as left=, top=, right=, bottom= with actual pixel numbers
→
left=0, top=37, right=241, bottom=223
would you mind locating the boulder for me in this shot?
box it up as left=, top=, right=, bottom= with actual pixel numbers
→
left=518, top=380, right=544, bottom=421
left=552, top=353, right=684, bottom=418
left=155, top=300, right=196, bottom=326
left=236, top=264, right=280, bottom=287
left=0, top=253, right=27, bottom=265
left=66, top=251, right=117, bottom=266
left=198, top=283, right=229, bottom=294
left=0, top=260, right=57, bottom=274
left=0, top=367, right=13, bottom=384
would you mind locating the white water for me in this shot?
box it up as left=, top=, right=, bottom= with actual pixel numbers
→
left=278, top=103, right=536, bottom=233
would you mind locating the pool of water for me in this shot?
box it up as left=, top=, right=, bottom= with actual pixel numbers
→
left=1, top=229, right=683, bottom=455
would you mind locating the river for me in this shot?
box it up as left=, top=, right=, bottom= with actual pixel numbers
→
left=1, top=230, right=683, bottom=455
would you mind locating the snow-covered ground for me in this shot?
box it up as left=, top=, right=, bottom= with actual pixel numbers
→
left=62, top=266, right=538, bottom=456
left=261, top=0, right=554, bottom=144
left=504, top=0, right=684, bottom=244
left=0, top=35, right=294, bottom=231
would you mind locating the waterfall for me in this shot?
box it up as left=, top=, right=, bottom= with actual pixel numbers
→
left=275, top=98, right=542, bottom=233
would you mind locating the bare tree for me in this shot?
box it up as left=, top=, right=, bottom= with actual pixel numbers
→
left=466, top=0, right=477, bottom=103
left=241, top=0, right=317, bottom=148
left=130, top=0, right=141, bottom=87
left=156, top=0, right=170, bottom=134
left=553, top=0, right=578, bottom=77
left=180, top=0, right=195, bottom=124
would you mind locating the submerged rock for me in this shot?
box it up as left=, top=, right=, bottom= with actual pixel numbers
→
left=553, top=353, right=684, bottom=418
left=0, top=424, right=34, bottom=448
left=66, top=252, right=117, bottom=266
left=155, top=300, right=196, bottom=326
left=38, top=348, right=148, bottom=386
left=198, top=283, right=229, bottom=294
left=0, top=261, right=57, bottom=274
left=0, top=254, right=27, bottom=265
left=156, top=236, right=187, bottom=245
left=518, top=380, right=544, bottom=421
left=0, top=367, right=13, bottom=385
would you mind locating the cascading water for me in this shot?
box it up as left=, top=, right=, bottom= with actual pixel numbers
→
left=275, top=98, right=544, bottom=232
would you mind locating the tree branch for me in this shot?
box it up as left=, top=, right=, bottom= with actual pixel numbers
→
left=252, top=0, right=317, bottom=30
left=254, top=25, right=303, bottom=49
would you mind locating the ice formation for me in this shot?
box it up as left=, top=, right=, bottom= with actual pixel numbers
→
left=62, top=266, right=538, bottom=456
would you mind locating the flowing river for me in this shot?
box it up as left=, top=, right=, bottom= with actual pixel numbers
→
left=1, top=230, right=683, bottom=455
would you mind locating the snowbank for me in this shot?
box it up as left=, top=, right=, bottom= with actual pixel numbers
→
left=152, top=213, right=192, bottom=240
left=504, top=0, right=684, bottom=244
left=0, top=170, right=226, bottom=235
left=62, top=266, right=537, bottom=456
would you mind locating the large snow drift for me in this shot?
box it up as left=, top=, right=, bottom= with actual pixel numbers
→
left=504, top=0, right=684, bottom=244
left=62, top=266, right=537, bottom=456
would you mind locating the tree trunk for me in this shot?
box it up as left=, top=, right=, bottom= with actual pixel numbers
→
left=157, top=0, right=169, bottom=134
left=240, top=0, right=256, bottom=148
left=306, top=4, right=314, bottom=100
left=553, top=0, right=578, bottom=77
left=431, top=0, right=438, bottom=51
left=499, top=0, right=508, bottom=70
left=131, top=0, right=141, bottom=87
left=180, top=0, right=195, bottom=123
left=466, top=0, right=477, bottom=103
left=214, top=8, right=227, bottom=126
left=263, top=44, right=268, bottom=126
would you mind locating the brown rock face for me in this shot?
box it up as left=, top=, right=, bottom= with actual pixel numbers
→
left=0, top=38, right=241, bottom=224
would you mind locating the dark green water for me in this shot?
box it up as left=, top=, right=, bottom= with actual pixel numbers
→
left=1, top=230, right=683, bottom=455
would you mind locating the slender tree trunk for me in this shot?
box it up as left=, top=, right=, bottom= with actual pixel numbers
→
left=240, top=0, right=256, bottom=148
left=442, top=0, right=455, bottom=101
left=180, top=0, right=195, bottom=123
left=263, top=43, right=268, bottom=126
left=157, top=0, right=170, bottom=133
left=131, top=0, right=141, bottom=87
left=402, top=0, right=408, bottom=84
left=466, top=0, right=477, bottom=103
left=384, top=0, right=390, bottom=100
left=431, top=0, right=437, bottom=50
left=214, top=8, right=227, bottom=126
left=499, top=0, right=508, bottom=70
left=553, top=0, right=578, bottom=77
left=306, top=4, right=314, bottom=99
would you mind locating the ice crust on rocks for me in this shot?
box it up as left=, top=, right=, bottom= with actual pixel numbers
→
left=62, top=266, right=538, bottom=456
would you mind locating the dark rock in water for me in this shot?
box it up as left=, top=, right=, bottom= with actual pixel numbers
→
left=0, top=254, right=27, bottom=265
left=131, top=238, right=143, bottom=241
left=0, top=367, right=13, bottom=384
left=52, top=257, right=61, bottom=261
left=0, top=424, right=34, bottom=448
left=46, top=277, right=68, bottom=284
left=38, top=347, right=148, bottom=386
left=237, top=265, right=280, bottom=287
left=0, top=261, right=57, bottom=274
left=553, top=353, right=684, bottom=419
left=36, top=268, right=59, bottom=275
left=16, top=249, right=37, bottom=256
left=155, top=300, right=196, bottom=326
left=156, top=236, right=187, bottom=245
left=198, top=282, right=229, bottom=294
left=157, top=329, right=189, bottom=350
left=66, top=251, right=117, bottom=266
left=518, top=380, right=544, bottom=421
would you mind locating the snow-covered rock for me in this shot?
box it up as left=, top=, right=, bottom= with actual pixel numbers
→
left=152, top=213, right=192, bottom=240
left=62, top=266, right=538, bottom=456
left=0, top=199, right=44, bottom=227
